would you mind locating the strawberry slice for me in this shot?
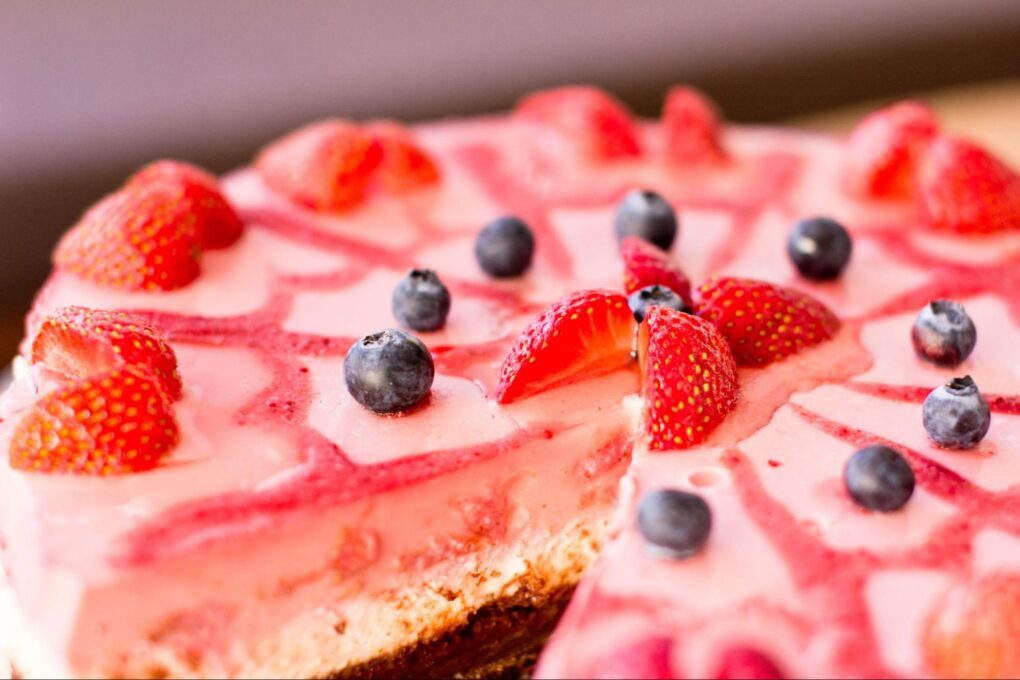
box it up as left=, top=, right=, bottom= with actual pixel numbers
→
left=255, top=119, right=382, bottom=212
left=620, top=236, right=693, bottom=304
left=923, top=574, right=1020, bottom=679
left=9, top=365, right=180, bottom=475
left=127, top=160, right=243, bottom=249
left=842, top=100, right=938, bottom=198
left=918, top=135, right=1020, bottom=234
left=53, top=183, right=202, bottom=292
left=31, top=306, right=182, bottom=400
left=495, top=289, right=635, bottom=404
left=696, top=277, right=840, bottom=367
left=516, top=86, right=643, bottom=160
left=662, top=86, right=727, bottom=164
left=365, top=121, right=441, bottom=193
left=639, top=306, right=738, bottom=450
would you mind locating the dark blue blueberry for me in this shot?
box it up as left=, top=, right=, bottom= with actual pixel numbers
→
left=922, top=375, right=991, bottom=449
left=391, top=269, right=451, bottom=332
left=614, top=190, right=678, bottom=251
left=786, top=217, right=852, bottom=281
left=911, top=300, right=977, bottom=367
left=343, top=329, right=434, bottom=414
left=843, top=445, right=915, bottom=512
left=474, top=216, right=535, bottom=278
left=636, top=488, right=711, bottom=558
left=627, top=285, right=691, bottom=323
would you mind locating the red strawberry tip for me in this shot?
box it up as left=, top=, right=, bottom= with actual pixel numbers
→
left=127, top=160, right=244, bottom=249
left=495, top=289, right=635, bottom=404
left=695, top=276, right=840, bottom=367
left=620, top=235, right=693, bottom=304
left=640, top=306, right=739, bottom=450
left=31, top=306, right=183, bottom=401
left=9, top=365, right=180, bottom=476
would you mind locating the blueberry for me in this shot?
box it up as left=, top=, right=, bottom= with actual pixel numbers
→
left=636, top=488, right=711, bottom=558
left=391, top=269, right=451, bottom=332
left=787, top=217, right=852, bottom=280
left=343, top=329, right=434, bottom=414
left=923, top=375, right=991, bottom=449
left=475, top=216, right=535, bottom=278
left=843, top=445, right=915, bottom=512
left=911, top=300, right=977, bottom=367
left=615, top=190, right=678, bottom=251
left=627, top=285, right=691, bottom=323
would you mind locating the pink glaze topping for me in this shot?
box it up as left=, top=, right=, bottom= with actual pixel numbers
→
left=536, top=123, right=1020, bottom=678
left=0, top=112, right=646, bottom=673
left=0, top=91, right=1018, bottom=676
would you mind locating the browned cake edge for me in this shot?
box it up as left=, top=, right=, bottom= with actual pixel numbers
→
left=325, top=583, right=576, bottom=680
left=3, top=513, right=611, bottom=679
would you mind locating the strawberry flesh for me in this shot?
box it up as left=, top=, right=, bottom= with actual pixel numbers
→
left=32, top=306, right=182, bottom=400
left=639, top=306, right=739, bottom=450
left=9, top=365, right=179, bottom=475
left=923, top=574, right=1020, bottom=679
left=842, top=101, right=938, bottom=198
left=696, top=277, right=840, bottom=366
left=918, top=135, right=1020, bottom=234
left=662, top=86, right=727, bottom=164
left=366, top=121, right=441, bottom=193
left=128, top=160, right=244, bottom=249
left=53, top=183, right=202, bottom=292
left=620, top=236, right=693, bottom=304
left=255, top=119, right=382, bottom=212
left=516, top=86, right=642, bottom=160
left=495, top=289, right=635, bottom=404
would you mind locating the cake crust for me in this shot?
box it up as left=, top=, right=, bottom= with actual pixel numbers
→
left=328, top=584, right=575, bottom=680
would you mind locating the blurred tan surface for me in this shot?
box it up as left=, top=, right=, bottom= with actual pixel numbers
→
left=793, top=79, right=1020, bottom=165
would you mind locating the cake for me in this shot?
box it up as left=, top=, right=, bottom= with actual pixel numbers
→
left=533, top=101, right=1020, bottom=678
left=1, top=85, right=1018, bottom=679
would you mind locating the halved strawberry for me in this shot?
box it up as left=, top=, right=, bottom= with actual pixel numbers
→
left=53, top=183, right=202, bottom=292
left=923, top=574, right=1020, bottom=679
left=255, top=119, right=382, bottom=212
left=620, top=236, right=693, bottom=303
left=639, top=306, right=738, bottom=450
left=127, top=160, right=243, bottom=249
left=9, top=365, right=179, bottom=475
left=365, top=121, right=440, bottom=193
left=495, top=289, right=635, bottom=404
left=662, top=86, right=727, bottom=164
left=917, top=135, right=1020, bottom=234
left=842, top=100, right=938, bottom=198
left=695, top=277, right=839, bottom=367
left=31, top=306, right=182, bottom=400
left=515, top=86, right=642, bottom=160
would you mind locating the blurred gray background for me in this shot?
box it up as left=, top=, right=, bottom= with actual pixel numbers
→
left=1, top=0, right=1019, bottom=357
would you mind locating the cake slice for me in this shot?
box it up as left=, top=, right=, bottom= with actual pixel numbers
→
left=2, top=86, right=1019, bottom=679
left=0, top=106, right=651, bottom=678
left=537, top=102, right=1020, bottom=679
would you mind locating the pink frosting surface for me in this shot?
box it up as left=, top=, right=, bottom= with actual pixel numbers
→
left=1, top=106, right=1018, bottom=676
left=0, top=117, right=645, bottom=672
left=535, top=132, right=1020, bottom=677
